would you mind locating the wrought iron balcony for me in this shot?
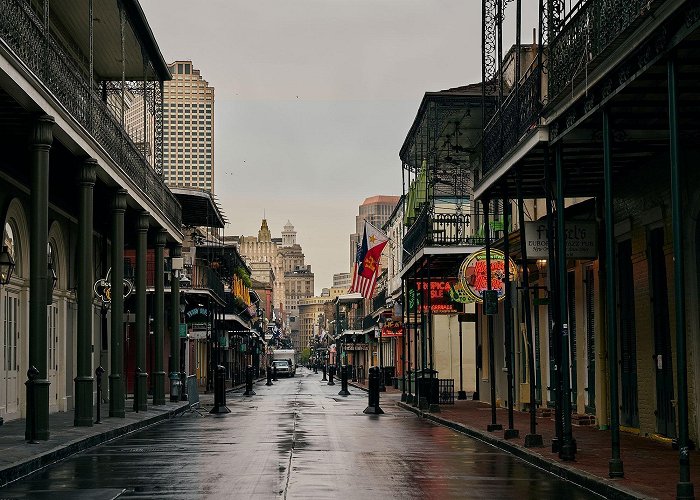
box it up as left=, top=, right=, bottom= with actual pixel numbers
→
left=403, top=204, right=486, bottom=265
left=0, top=0, right=181, bottom=229
left=186, top=263, right=225, bottom=303
left=482, top=61, right=542, bottom=176
left=548, top=0, right=659, bottom=105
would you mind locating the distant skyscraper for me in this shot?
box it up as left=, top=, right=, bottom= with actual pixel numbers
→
left=163, top=61, right=214, bottom=192
left=349, top=195, right=400, bottom=270
left=333, top=272, right=351, bottom=289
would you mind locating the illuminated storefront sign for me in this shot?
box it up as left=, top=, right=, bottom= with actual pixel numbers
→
left=458, top=249, right=517, bottom=303
left=408, top=279, right=461, bottom=314
left=381, top=319, right=403, bottom=337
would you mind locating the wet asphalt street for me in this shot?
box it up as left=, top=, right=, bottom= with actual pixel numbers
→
left=1, top=368, right=600, bottom=499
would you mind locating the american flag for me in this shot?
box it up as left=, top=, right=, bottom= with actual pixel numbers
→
left=349, top=221, right=388, bottom=298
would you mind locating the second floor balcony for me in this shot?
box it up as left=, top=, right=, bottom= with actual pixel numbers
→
left=402, top=203, right=488, bottom=266
left=0, top=0, right=181, bottom=230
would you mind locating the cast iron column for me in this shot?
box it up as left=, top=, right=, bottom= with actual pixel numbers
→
left=502, top=192, right=517, bottom=439
left=109, top=189, right=127, bottom=417
left=555, top=144, right=575, bottom=461
left=153, top=229, right=167, bottom=405
left=544, top=149, right=562, bottom=451
left=400, top=278, right=407, bottom=402
left=484, top=198, right=502, bottom=431
left=75, top=158, right=97, bottom=427
left=170, top=244, right=182, bottom=401
left=668, top=57, right=694, bottom=500
left=516, top=166, right=543, bottom=447
left=603, top=109, right=624, bottom=477
left=26, top=114, right=54, bottom=441
left=134, top=211, right=149, bottom=411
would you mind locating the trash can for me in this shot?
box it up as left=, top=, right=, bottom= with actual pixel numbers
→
left=416, top=369, right=439, bottom=405
left=381, top=366, right=395, bottom=387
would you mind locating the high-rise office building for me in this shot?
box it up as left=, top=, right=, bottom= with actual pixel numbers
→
left=349, top=195, right=400, bottom=270
left=163, top=61, right=215, bottom=192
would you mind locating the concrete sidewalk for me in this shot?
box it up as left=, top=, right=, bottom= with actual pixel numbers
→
left=313, top=379, right=690, bottom=498
left=0, top=400, right=190, bottom=488
left=394, top=398, right=697, bottom=499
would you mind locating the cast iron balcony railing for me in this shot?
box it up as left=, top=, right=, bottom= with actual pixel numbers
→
left=403, top=204, right=487, bottom=265
left=482, top=61, right=542, bottom=176
left=184, top=263, right=225, bottom=303
left=0, top=0, right=181, bottom=229
left=548, top=0, right=658, bottom=105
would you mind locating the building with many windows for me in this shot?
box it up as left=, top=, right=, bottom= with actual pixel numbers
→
left=349, top=195, right=400, bottom=270
left=163, top=61, right=214, bottom=191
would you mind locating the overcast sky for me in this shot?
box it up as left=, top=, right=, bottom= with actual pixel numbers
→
left=141, top=0, right=539, bottom=295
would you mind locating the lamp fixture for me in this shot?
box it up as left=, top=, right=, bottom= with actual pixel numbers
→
left=0, top=246, right=14, bottom=286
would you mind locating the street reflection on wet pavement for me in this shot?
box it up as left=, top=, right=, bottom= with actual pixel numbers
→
left=1, top=368, right=601, bottom=499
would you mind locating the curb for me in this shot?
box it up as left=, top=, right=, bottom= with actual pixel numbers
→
left=397, top=402, right=650, bottom=500
left=348, top=382, right=368, bottom=392
left=0, top=403, right=189, bottom=488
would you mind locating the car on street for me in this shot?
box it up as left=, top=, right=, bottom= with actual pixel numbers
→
left=272, top=359, right=294, bottom=377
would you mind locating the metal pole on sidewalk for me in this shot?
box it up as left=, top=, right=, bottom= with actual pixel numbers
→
left=516, top=165, right=543, bottom=447
left=544, top=149, right=562, bottom=452
left=458, top=315, right=467, bottom=400
left=502, top=190, right=518, bottom=439
left=603, top=108, right=624, bottom=477
left=95, top=366, right=105, bottom=424
left=668, top=56, right=694, bottom=499
left=484, top=198, right=502, bottom=432
left=555, top=144, right=575, bottom=461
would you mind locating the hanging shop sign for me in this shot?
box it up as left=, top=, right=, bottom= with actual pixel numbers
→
left=524, top=221, right=597, bottom=259
left=179, top=324, right=187, bottom=338
left=93, top=267, right=134, bottom=305
left=381, top=318, right=403, bottom=337
left=458, top=249, right=518, bottom=304
left=189, top=326, right=209, bottom=340
left=185, top=306, right=210, bottom=323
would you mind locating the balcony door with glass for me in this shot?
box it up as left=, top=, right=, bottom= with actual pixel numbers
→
left=3, top=291, right=19, bottom=417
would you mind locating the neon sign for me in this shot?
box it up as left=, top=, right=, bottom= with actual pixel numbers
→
left=458, top=249, right=517, bottom=303
left=93, top=268, right=134, bottom=305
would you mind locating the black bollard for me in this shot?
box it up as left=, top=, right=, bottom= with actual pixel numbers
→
left=95, top=366, right=105, bottom=424
left=273, top=365, right=278, bottom=382
left=338, top=365, right=350, bottom=396
left=210, top=365, right=231, bottom=414
left=322, top=364, right=327, bottom=381
left=243, top=366, right=256, bottom=396
left=327, top=365, right=335, bottom=386
left=364, top=366, right=384, bottom=414
left=25, top=366, right=39, bottom=443
left=266, top=365, right=273, bottom=386
left=133, top=367, right=141, bottom=413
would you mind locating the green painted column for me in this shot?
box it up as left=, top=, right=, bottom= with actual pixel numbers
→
left=153, top=229, right=166, bottom=405
left=134, top=211, right=149, bottom=412
left=74, top=158, right=97, bottom=427
left=483, top=198, right=501, bottom=432
left=555, top=144, right=575, bottom=461
left=668, top=57, right=694, bottom=500
left=109, top=189, right=127, bottom=418
left=26, top=114, right=54, bottom=441
left=603, top=109, right=624, bottom=477
left=169, top=244, right=182, bottom=402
